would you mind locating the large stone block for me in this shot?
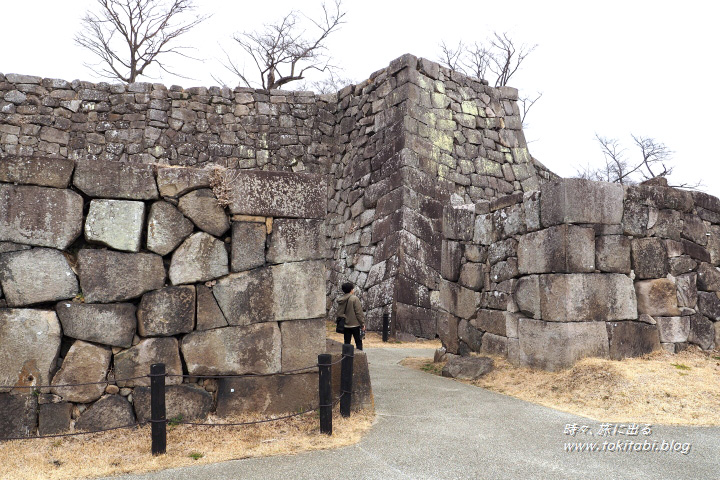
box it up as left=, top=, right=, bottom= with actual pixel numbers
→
left=696, top=291, right=720, bottom=320
left=75, top=395, right=135, bottom=432
left=146, top=201, right=195, bottom=256
left=73, top=158, right=158, bottom=200
left=606, top=321, right=660, bottom=360
left=441, top=240, right=462, bottom=281
left=631, top=238, right=668, bottom=279
left=178, top=189, right=230, bottom=237
left=227, top=170, right=326, bottom=218
left=272, top=261, right=326, bottom=321
left=539, top=274, right=637, bottom=322
left=683, top=214, right=707, bottom=246
left=0, top=156, right=74, bottom=188
left=0, top=184, right=83, bottom=249
left=0, top=309, right=61, bottom=391
left=458, top=319, right=483, bottom=352
left=442, top=356, right=494, bottom=380
left=137, top=285, right=195, bottom=336
left=513, top=275, right=541, bottom=319
left=133, top=385, right=212, bottom=423
left=480, top=333, right=508, bottom=356
left=436, top=311, right=459, bottom=354
left=55, top=302, right=136, bottom=348
left=395, top=303, right=436, bottom=339
left=697, top=263, right=720, bottom=291
left=78, top=249, right=165, bottom=303
left=472, top=309, right=507, bottom=336
left=280, top=319, right=326, bottom=371
left=85, top=199, right=145, bottom=252
left=518, top=225, right=595, bottom=274
left=625, top=184, right=694, bottom=212
left=216, top=372, right=317, bottom=416
left=647, top=209, right=683, bottom=241
left=540, top=178, right=624, bottom=227
left=635, top=278, right=681, bottom=317
left=595, top=235, right=631, bottom=274
left=50, top=340, right=110, bottom=403
left=439, top=279, right=478, bottom=319
left=156, top=166, right=212, bottom=198
left=490, top=258, right=519, bottom=283
left=443, top=204, right=475, bottom=241
left=39, top=402, right=72, bottom=436
left=213, top=268, right=273, bottom=326
left=169, top=232, right=229, bottom=285
left=473, top=213, right=495, bottom=245
left=181, top=323, right=281, bottom=375
left=267, top=219, right=326, bottom=263
left=688, top=313, right=715, bottom=350
left=675, top=273, right=698, bottom=309
left=113, top=338, right=183, bottom=387
left=513, top=318, right=610, bottom=371
left=231, top=221, right=266, bottom=272
left=459, top=262, right=484, bottom=291
left=655, top=316, right=690, bottom=343
left=195, top=285, right=228, bottom=330
left=0, top=393, right=37, bottom=438
left=0, top=248, right=78, bottom=306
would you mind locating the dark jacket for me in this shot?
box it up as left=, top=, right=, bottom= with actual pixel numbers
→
left=337, top=293, right=365, bottom=328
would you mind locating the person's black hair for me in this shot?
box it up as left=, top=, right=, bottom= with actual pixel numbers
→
left=341, top=282, right=354, bottom=294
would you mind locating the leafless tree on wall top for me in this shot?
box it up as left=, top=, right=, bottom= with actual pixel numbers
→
left=75, top=0, right=209, bottom=83
left=221, top=0, right=346, bottom=90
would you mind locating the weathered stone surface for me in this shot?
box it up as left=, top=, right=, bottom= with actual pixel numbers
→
left=626, top=184, right=694, bottom=212
left=181, top=323, right=281, bottom=375
left=273, top=261, right=326, bottom=320
left=178, top=189, right=229, bottom=237
left=539, top=274, right=637, bottom=322
left=473, top=213, right=494, bottom=245
left=513, top=275, right=540, bottom=319
left=439, top=279, right=478, bottom=319
left=513, top=318, right=609, bottom=371
left=675, top=273, right=698, bottom=309
left=707, top=225, right=720, bottom=266
left=146, top=201, right=194, bottom=256
left=327, top=341, right=373, bottom=411
left=0, top=248, right=78, bottom=306
left=55, top=302, right=136, bottom=347
left=488, top=238, right=518, bottom=265
left=441, top=240, right=462, bottom=281
left=113, top=337, right=183, bottom=387
left=395, top=303, right=436, bottom=339
left=85, top=199, right=145, bottom=252
left=0, top=242, right=30, bottom=254
left=683, top=214, right=707, bottom=245
left=490, top=258, right=519, bottom=283
left=595, top=235, right=631, bottom=274
left=441, top=356, right=494, bottom=380
left=169, top=232, right=228, bottom=285
left=480, top=333, right=508, bottom=356
left=73, top=158, right=158, bottom=200
left=443, top=204, right=475, bottom=241
left=0, top=156, right=74, bottom=188
left=688, top=313, right=715, bottom=350
left=137, top=286, right=195, bottom=336
left=622, top=202, right=649, bottom=236
left=156, top=166, right=211, bottom=197
left=0, top=309, right=61, bottom=391
left=231, top=221, right=266, bottom=272
left=0, top=184, right=83, bottom=249
left=216, top=372, right=317, bottom=416
left=518, top=225, right=595, bottom=274
left=647, top=209, right=683, bottom=241
left=472, top=309, right=507, bottom=336
left=697, top=291, right=720, bottom=320
left=606, top=321, right=660, bottom=360
left=635, top=279, right=681, bottom=316
left=631, top=238, right=668, bottom=279
left=669, top=256, right=697, bottom=276
left=78, top=249, right=165, bottom=303
left=75, top=395, right=135, bottom=432
left=697, top=263, right=720, bottom=291
left=51, top=340, right=110, bottom=403
left=280, top=319, right=326, bottom=371
left=213, top=268, right=274, bottom=326
left=458, top=262, right=483, bottom=290
left=541, top=178, right=624, bottom=227
left=0, top=393, right=37, bottom=438
left=267, top=219, right=326, bottom=263
left=458, top=319, right=483, bottom=352
left=227, top=170, right=326, bottom=218
left=38, top=402, right=72, bottom=436
left=195, top=285, right=227, bottom=330
left=437, top=312, right=459, bottom=354
left=655, top=316, right=690, bottom=343
left=682, top=239, right=711, bottom=263
left=133, top=385, right=213, bottom=423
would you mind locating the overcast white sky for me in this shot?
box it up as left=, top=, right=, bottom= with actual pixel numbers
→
left=2, top=0, right=718, bottom=197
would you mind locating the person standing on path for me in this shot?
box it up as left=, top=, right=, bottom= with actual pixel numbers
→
left=337, top=282, right=366, bottom=350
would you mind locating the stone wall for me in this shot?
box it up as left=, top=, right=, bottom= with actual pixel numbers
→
left=437, top=177, right=720, bottom=370
left=0, top=156, right=328, bottom=437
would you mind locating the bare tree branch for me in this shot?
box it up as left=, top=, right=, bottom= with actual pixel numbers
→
left=222, top=0, right=346, bottom=90
left=487, top=32, right=536, bottom=87
left=75, top=0, right=209, bottom=83
left=438, top=40, right=466, bottom=74
left=519, top=91, right=542, bottom=127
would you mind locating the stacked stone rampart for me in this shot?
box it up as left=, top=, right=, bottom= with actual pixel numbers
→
left=0, top=156, right=328, bottom=437
left=438, top=178, right=720, bottom=370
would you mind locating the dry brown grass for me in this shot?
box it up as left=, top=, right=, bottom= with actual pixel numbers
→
left=326, top=321, right=442, bottom=350
left=2, top=410, right=374, bottom=480
left=402, top=347, right=720, bottom=426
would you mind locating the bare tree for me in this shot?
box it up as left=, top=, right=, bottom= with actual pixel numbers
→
left=75, top=0, right=208, bottom=83
left=487, top=32, right=536, bottom=87
left=222, top=0, right=346, bottom=90
left=576, top=134, right=702, bottom=189
left=519, top=91, right=542, bottom=127
left=300, top=71, right=355, bottom=94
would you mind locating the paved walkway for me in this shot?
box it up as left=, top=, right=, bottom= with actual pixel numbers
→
left=108, top=348, right=719, bottom=480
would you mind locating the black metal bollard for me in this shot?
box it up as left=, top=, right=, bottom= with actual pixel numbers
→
left=339, top=344, right=354, bottom=418
left=318, top=354, right=332, bottom=435
left=150, top=363, right=167, bottom=455
left=382, top=312, right=390, bottom=342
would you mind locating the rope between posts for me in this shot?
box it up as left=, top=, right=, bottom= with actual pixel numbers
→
left=1, top=422, right=147, bottom=441
left=0, top=375, right=150, bottom=390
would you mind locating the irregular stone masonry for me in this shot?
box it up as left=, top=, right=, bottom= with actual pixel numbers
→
left=438, top=177, right=720, bottom=370
left=0, top=158, right=328, bottom=437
